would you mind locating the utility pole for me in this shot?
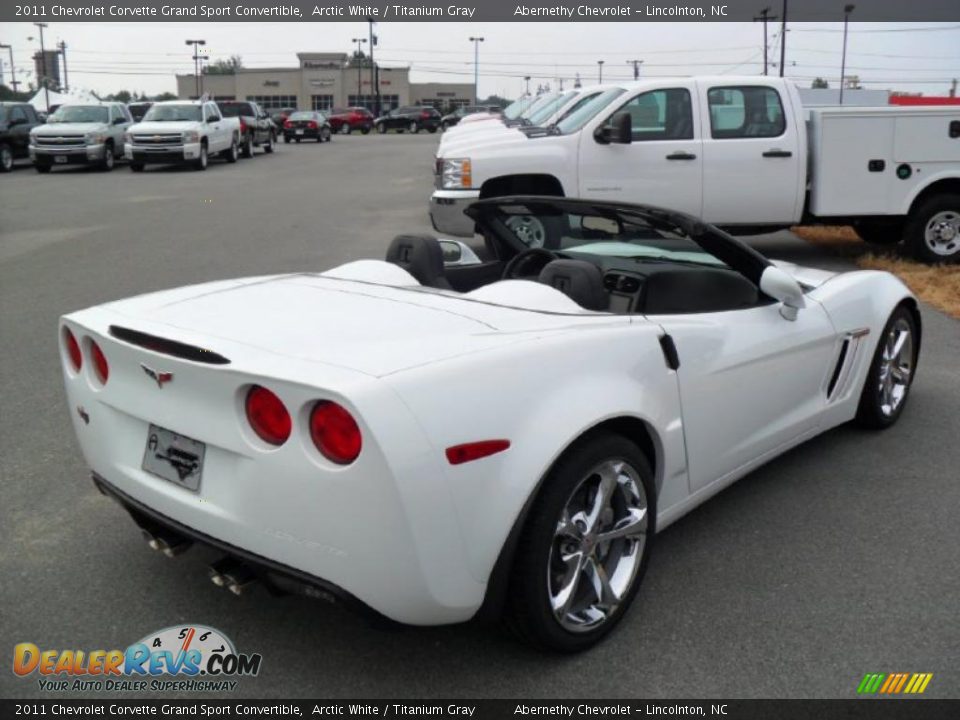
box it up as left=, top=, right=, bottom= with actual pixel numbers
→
left=950, top=78, right=957, bottom=98
left=626, top=59, right=643, bottom=80
left=367, top=18, right=379, bottom=115
left=524, top=76, right=531, bottom=95
left=185, top=39, right=206, bottom=98
left=469, top=36, right=484, bottom=105
left=34, top=22, right=49, bottom=110
left=597, top=60, right=604, bottom=83
left=779, top=0, right=788, bottom=78
left=839, top=4, right=855, bottom=105
left=0, top=44, right=18, bottom=92
left=753, top=7, right=777, bottom=76
left=351, top=37, right=367, bottom=102
left=58, top=40, right=68, bottom=92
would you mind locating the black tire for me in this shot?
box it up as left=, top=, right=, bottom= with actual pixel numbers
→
left=441, top=121, right=450, bottom=132
left=322, top=127, right=331, bottom=143
left=408, top=121, right=419, bottom=134
left=506, top=433, right=656, bottom=652
left=361, top=126, right=371, bottom=135
left=428, top=127, right=438, bottom=134
left=341, top=124, right=352, bottom=135
left=295, top=138, right=301, bottom=144
left=376, top=122, right=386, bottom=134
left=904, top=193, right=960, bottom=264
left=855, top=304, right=919, bottom=430
left=0, top=143, right=13, bottom=172
left=35, top=163, right=52, bottom=174
left=283, top=135, right=291, bottom=144
left=854, top=220, right=903, bottom=246
left=195, top=143, right=209, bottom=171
left=241, top=134, right=253, bottom=158
left=224, top=139, right=238, bottom=164
left=130, top=162, right=144, bottom=172
left=264, top=132, right=274, bottom=153
left=99, top=143, right=115, bottom=172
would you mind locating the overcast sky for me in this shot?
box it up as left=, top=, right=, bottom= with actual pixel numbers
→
left=2, top=21, right=958, bottom=99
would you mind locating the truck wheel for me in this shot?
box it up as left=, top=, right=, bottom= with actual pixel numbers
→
left=377, top=123, right=386, bottom=134
left=506, top=433, right=656, bottom=652
left=854, top=220, right=902, bottom=246
left=242, top=134, right=254, bottom=158
left=224, top=140, right=238, bottom=164
left=361, top=126, right=371, bottom=135
left=341, top=124, right=352, bottom=135
left=321, top=127, right=332, bottom=143
left=0, top=144, right=13, bottom=172
left=283, top=135, right=290, bottom=144
left=408, top=121, right=419, bottom=134
left=264, top=133, right=274, bottom=153
left=130, top=162, right=144, bottom=172
left=195, top=143, right=209, bottom=171
left=441, top=121, right=450, bottom=131
left=99, top=143, right=115, bottom=172
left=905, top=193, right=960, bottom=263
left=35, top=163, right=52, bottom=174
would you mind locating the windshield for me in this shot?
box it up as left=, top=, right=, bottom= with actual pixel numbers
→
left=494, top=201, right=727, bottom=268
left=555, top=88, right=626, bottom=135
left=49, top=105, right=109, bottom=124
left=519, top=93, right=561, bottom=121
left=217, top=103, right=254, bottom=118
left=502, top=96, right=535, bottom=120
left=524, top=91, right=578, bottom=126
left=289, top=111, right=316, bottom=120
left=143, top=104, right=202, bottom=122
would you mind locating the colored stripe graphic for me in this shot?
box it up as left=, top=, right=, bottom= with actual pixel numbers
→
left=857, top=673, right=932, bottom=694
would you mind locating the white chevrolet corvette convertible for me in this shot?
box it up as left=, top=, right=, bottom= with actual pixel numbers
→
left=61, top=197, right=920, bottom=651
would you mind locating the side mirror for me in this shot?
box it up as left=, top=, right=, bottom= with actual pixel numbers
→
left=9, top=116, right=26, bottom=127
left=113, top=117, right=126, bottom=125
left=759, top=266, right=806, bottom=321
left=594, top=111, right=632, bottom=145
left=439, top=239, right=482, bottom=267
left=205, top=115, right=219, bottom=124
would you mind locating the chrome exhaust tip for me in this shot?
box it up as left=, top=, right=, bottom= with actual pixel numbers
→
left=209, top=558, right=256, bottom=595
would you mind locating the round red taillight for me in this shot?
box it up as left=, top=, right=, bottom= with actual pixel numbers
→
left=64, top=328, right=82, bottom=372
left=90, top=340, right=109, bottom=384
left=245, top=386, right=291, bottom=446
left=309, top=401, right=362, bottom=465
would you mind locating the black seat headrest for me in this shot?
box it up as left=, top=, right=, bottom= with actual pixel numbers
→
left=385, top=234, right=451, bottom=289
left=538, top=259, right=608, bottom=311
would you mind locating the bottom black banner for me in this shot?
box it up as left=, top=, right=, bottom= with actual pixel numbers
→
left=1, top=700, right=957, bottom=720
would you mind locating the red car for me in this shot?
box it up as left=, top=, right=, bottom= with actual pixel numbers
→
left=327, top=107, right=375, bottom=135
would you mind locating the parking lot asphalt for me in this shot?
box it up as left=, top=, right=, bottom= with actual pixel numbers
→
left=1, top=133, right=957, bottom=700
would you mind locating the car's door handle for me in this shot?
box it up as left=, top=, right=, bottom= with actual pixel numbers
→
left=762, top=149, right=793, bottom=158
left=666, top=152, right=697, bottom=161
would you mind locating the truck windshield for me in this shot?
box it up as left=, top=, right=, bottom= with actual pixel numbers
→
left=520, top=93, right=561, bottom=121
left=49, top=106, right=109, bottom=124
left=143, top=104, right=203, bottom=122
left=555, top=88, right=626, bottom=135
left=502, top=96, right=536, bottom=120
left=218, top=103, right=254, bottom=118
left=525, top=91, right=578, bottom=126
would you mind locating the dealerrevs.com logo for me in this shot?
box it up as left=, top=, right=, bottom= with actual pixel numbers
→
left=13, top=625, right=262, bottom=692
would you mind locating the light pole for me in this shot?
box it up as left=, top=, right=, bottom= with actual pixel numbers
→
left=597, top=60, right=604, bottom=84
left=33, top=22, right=49, bottom=111
left=351, top=37, right=367, bottom=102
left=779, top=0, right=788, bottom=78
left=368, top=18, right=378, bottom=114
left=839, top=4, right=855, bottom=105
left=753, top=7, right=777, bottom=76
left=58, top=40, right=68, bottom=92
left=523, top=76, right=531, bottom=96
left=185, top=39, right=206, bottom=98
left=469, top=36, right=484, bottom=105
left=626, top=59, right=643, bottom=80
left=0, top=43, right=18, bottom=92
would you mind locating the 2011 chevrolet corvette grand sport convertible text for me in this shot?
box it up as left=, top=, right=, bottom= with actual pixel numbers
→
left=60, top=197, right=921, bottom=652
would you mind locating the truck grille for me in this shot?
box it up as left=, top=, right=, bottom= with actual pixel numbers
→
left=34, top=135, right=85, bottom=147
left=131, top=133, right=182, bottom=146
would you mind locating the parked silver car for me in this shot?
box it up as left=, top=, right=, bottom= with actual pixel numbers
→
left=29, top=103, right=132, bottom=173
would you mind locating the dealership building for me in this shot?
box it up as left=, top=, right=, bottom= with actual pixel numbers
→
left=175, top=53, right=475, bottom=113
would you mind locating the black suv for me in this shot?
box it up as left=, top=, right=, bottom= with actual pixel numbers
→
left=374, top=106, right=442, bottom=134
left=0, top=102, right=43, bottom=172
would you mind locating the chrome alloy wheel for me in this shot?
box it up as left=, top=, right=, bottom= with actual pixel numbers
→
left=505, top=215, right=547, bottom=248
left=878, top=317, right=914, bottom=417
left=924, top=210, right=960, bottom=257
left=548, top=459, right=648, bottom=633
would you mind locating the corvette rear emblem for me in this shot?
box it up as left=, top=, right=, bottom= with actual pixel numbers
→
left=141, top=364, right=174, bottom=388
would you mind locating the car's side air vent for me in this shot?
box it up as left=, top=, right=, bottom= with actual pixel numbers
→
left=603, top=273, right=641, bottom=294
left=826, top=339, right=850, bottom=398
left=109, top=326, right=231, bottom=365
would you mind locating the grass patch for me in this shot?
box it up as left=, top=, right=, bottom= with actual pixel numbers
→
left=792, top=226, right=960, bottom=320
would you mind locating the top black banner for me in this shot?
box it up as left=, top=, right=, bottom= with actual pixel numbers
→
left=4, top=0, right=960, bottom=23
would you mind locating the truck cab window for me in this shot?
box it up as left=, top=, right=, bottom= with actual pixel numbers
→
left=708, top=86, right=786, bottom=139
left=616, top=88, right=693, bottom=141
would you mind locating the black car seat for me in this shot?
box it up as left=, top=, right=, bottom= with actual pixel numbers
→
left=538, top=260, right=608, bottom=311
left=385, top=234, right=452, bottom=289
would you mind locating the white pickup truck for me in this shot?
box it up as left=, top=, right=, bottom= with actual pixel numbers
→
left=125, top=100, right=240, bottom=172
left=431, top=76, right=960, bottom=263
